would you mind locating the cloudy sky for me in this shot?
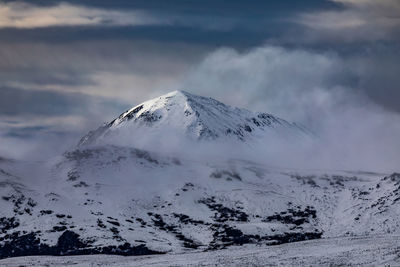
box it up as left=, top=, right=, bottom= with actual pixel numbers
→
left=1, top=0, right=399, bottom=169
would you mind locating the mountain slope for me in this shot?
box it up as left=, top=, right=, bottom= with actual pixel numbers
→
left=78, top=90, right=309, bottom=147
left=0, top=91, right=398, bottom=260
left=0, top=145, right=398, bottom=259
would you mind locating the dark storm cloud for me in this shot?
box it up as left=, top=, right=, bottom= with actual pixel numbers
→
left=2, top=0, right=339, bottom=15
left=353, top=44, right=400, bottom=113
left=0, top=86, right=127, bottom=117
left=0, top=1, right=398, bottom=112
left=0, top=0, right=339, bottom=48
left=0, top=25, right=282, bottom=48
left=4, top=125, right=49, bottom=138
left=0, top=40, right=207, bottom=102
left=0, top=0, right=399, bottom=165
left=0, top=86, right=128, bottom=159
left=295, top=0, right=400, bottom=43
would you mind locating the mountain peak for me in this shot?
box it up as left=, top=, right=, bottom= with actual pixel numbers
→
left=78, top=90, right=307, bottom=147
left=153, top=90, right=195, bottom=101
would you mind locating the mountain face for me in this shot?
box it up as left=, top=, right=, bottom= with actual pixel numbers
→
left=0, top=91, right=398, bottom=260
left=78, top=90, right=308, bottom=147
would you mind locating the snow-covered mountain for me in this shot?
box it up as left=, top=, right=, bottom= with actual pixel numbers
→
left=0, top=91, right=399, bottom=260
left=78, top=90, right=309, bottom=147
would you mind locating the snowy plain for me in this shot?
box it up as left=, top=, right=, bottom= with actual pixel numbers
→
left=1, top=235, right=399, bottom=266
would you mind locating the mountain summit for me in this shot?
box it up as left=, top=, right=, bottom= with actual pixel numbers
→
left=79, top=90, right=307, bottom=146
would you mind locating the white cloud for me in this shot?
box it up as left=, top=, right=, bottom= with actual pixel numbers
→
left=0, top=2, right=168, bottom=28
left=295, top=0, right=400, bottom=42
left=182, top=46, right=350, bottom=123
left=182, top=45, right=400, bottom=172
left=299, top=11, right=366, bottom=30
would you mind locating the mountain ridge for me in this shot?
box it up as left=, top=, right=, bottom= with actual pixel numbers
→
left=78, top=90, right=308, bottom=147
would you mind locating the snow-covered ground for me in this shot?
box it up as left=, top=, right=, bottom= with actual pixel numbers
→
left=1, top=91, right=399, bottom=263
left=1, top=145, right=399, bottom=258
left=1, top=235, right=399, bottom=266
